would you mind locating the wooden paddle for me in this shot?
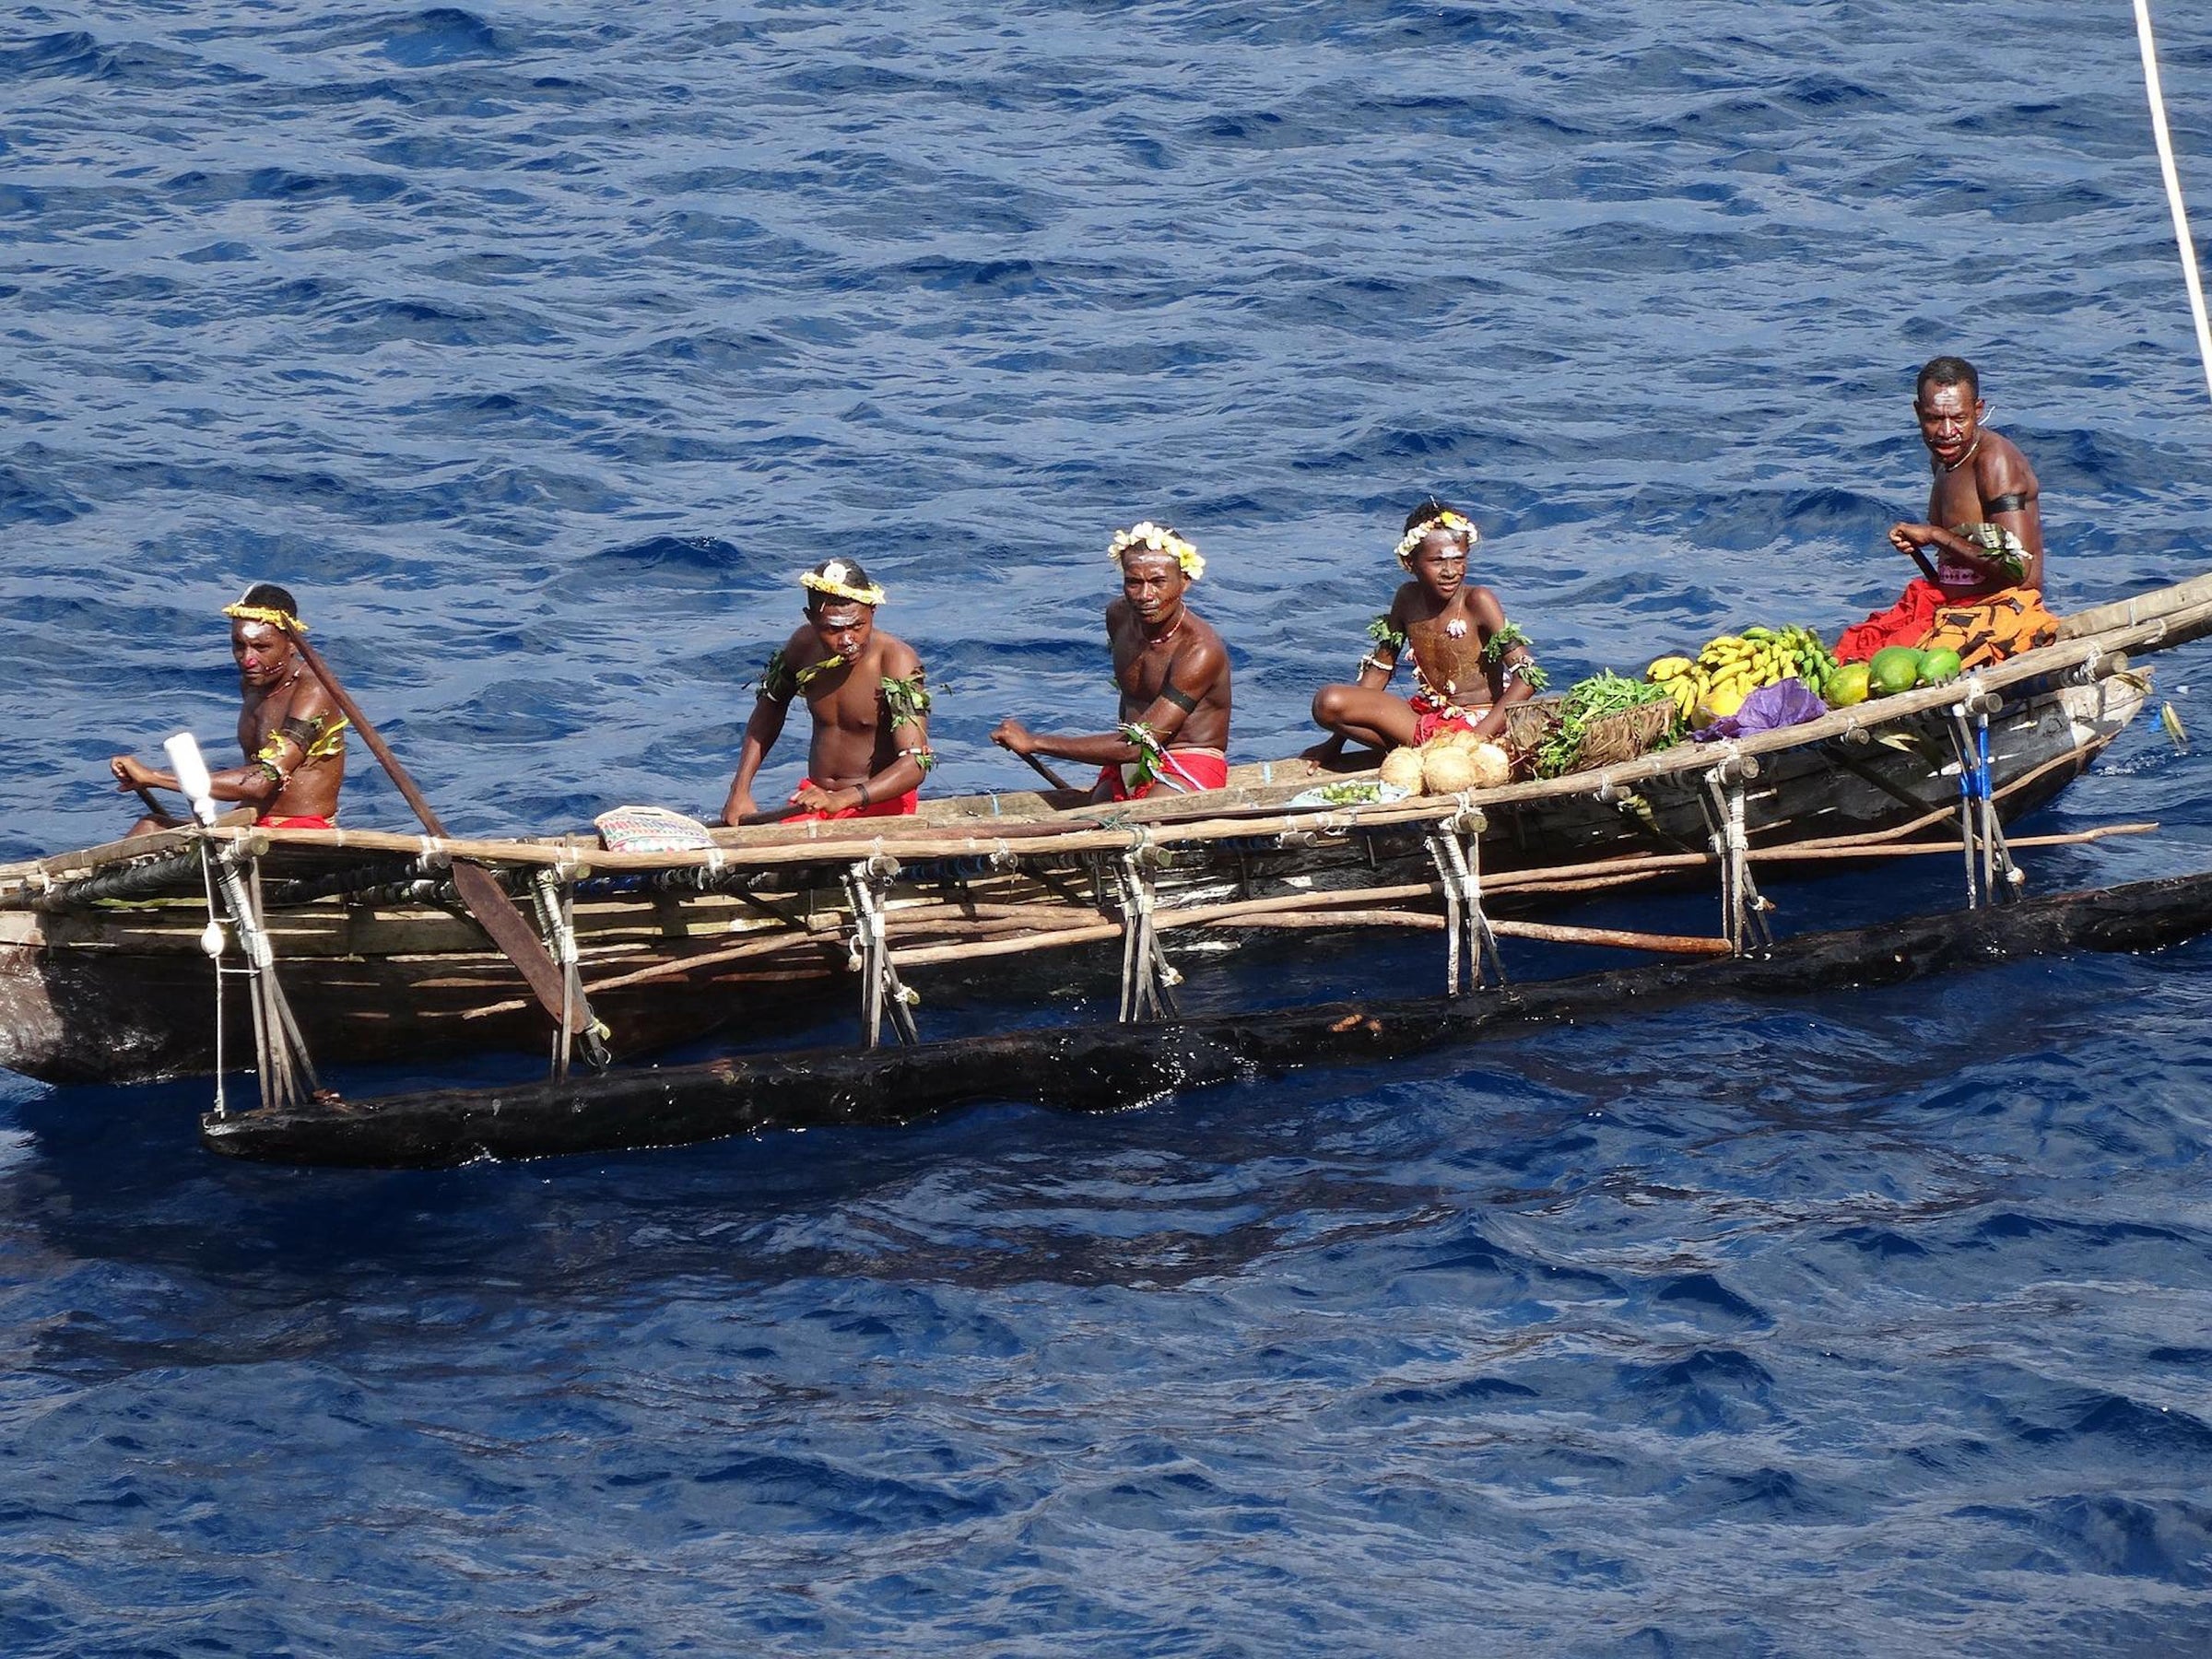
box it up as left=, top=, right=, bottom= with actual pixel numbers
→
left=276, top=621, right=587, bottom=1036
left=1018, top=750, right=1075, bottom=792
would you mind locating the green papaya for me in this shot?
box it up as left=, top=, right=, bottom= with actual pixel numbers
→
left=1867, top=647, right=1923, bottom=697
left=1918, top=646, right=1963, bottom=685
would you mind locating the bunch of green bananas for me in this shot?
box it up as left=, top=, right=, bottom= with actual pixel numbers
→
left=1645, top=625, right=1841, bottom=721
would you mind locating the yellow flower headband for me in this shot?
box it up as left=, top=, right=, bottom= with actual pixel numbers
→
left=800, top=560, right=887, bottom=607
left=222, top=601, right=305, bottom=633
left=1394, top=510, right=1478, bottom=566
left=1107, top=521, right=1205, bottom=582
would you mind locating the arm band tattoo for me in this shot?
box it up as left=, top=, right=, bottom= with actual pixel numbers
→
left=277, top=715, right=320, bottom=749
left=1161, top=683, right=1198, bottom=713
left=1984, top=491, right=2031, bottom=516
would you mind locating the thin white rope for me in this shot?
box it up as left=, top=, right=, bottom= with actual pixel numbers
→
left=2135, top=0, right=2212, bottom=406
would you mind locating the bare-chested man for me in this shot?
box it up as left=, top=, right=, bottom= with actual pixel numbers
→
left=719, top=559, right=934, bottom=825
left=990, top=522, right=1232, bottom=801
left=109, top=583, right=348, bottom=838
left=1305, top=499, right=1546, bottom=758
left=1890, top=355, right=2044, bottom=596
left=1840, top=356, right=2052, bottom=662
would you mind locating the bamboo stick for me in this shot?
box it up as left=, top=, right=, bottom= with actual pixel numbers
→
left=890, top=922, right=1127, bottom=969
left=1749, top=822, right=2159, bottom=863
left=1157, top=882, right=1441, bottom=930
left=1488, top=918, right=1735, bottom=955
left=1206, top=908, right=1734, bottom=955
left=1211, top=911, right=1447, bottom=932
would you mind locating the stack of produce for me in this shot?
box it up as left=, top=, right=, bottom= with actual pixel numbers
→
left=1379, top=725, right=1513, bottom=796
left=1645, top=625, right=1841, bottom=721
left=1830, top=644, right=1963, bottom=705
left=1531, top=671, right=1678, bottom=779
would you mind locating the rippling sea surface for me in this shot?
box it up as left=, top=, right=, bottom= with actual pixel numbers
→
left=7, top=3, right=2212, bottom=1652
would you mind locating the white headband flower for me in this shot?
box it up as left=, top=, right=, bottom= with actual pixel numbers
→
left=1394, top=510, right=1478, bottom=566
left=1107, top=521, right=1205, bottom=582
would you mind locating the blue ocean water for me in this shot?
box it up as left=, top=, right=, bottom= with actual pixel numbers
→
left=6, top=1, right=2212, bottom=1651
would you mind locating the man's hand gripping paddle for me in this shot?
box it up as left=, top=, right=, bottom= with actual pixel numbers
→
left=276, top=620, right=591, bottom=1037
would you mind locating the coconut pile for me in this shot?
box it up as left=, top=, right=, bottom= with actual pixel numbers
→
left=1378, top=725, right=1512, bottom=795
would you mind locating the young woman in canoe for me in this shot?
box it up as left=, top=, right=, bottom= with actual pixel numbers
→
left=1304, top=498, right=1547, bottom=759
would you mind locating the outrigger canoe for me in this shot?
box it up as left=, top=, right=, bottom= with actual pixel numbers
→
left=4, top=571, right=2209, bottom=1094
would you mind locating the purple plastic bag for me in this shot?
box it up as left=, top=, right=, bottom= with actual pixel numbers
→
left=1692, top=677, right=1827, bottom=743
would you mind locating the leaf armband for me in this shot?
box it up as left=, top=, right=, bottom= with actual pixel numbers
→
left=1359, top=614, right=1407, bottom=677
left=759, top=648, right=850, bottom=704
left=758, top=648, right=795, bottom=705
left=1483, top=621, right=1549, bottom=691
left=880, top=671, right=933, bottom=726
left=1479, top=620, right=1534, bottom=665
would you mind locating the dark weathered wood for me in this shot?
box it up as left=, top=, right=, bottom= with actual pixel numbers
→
left=200, top=870, right=2212, bottom=1169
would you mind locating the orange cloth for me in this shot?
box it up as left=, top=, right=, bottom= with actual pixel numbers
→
left=1094, top=748, right=1230, bottom=801
left=783, top=778, right=919, bottom=822
left=1835, top=581, right=2058, bottom=668
left=1836, top=579, right=1947, bottom=664
left=1919, top=588, right=2059, bottom=668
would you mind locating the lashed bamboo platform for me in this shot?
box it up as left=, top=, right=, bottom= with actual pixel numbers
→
left=3, top=571, right=2207, bottom=1089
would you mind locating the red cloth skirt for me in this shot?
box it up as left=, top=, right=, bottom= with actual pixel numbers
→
left=1095, top=747, right=1230, bottom=801
left=783, top=778, right=920, bottom=822
left=256, top=815, right=335, bottom=830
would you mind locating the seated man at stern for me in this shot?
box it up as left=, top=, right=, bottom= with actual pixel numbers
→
left=109, top=583, right=348, bottom=837
left=991, top=521, right=1231, bottom=801
left=1838, top=355, right=2056, bottom=665
left=719, top=559, right=934, bottom=825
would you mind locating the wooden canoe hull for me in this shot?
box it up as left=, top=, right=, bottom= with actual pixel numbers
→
left=0, top=673, right=2147, bottom=1087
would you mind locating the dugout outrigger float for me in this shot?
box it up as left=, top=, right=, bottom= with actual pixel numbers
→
left=4, top=571, right=2212, bottom=1166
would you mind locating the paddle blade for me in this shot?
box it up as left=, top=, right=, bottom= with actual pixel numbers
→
left=449, top=861, right=590, bottom=1034
left=163, top=732, right=218, bottom=825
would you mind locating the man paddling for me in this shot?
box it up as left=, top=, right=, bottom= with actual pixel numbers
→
left=719, top=559, right=935, bottom=825
left=1839, top=356, right=2056, bottom=665
left=109, top=584, right=348, bottom=837
left=991, top=522, right=1232, bottom=800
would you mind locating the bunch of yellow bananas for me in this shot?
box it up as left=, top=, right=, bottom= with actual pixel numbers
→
left=1645, top=625, right=1840, bottom=721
